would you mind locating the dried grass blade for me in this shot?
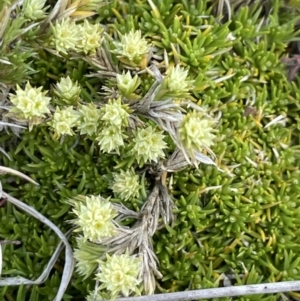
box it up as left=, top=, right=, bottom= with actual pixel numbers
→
left=0, top=166, right=39, bottom=185
left=1, top=192, right=74, bottom=301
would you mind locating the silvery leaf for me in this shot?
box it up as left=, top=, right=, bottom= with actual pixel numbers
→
left=194, top=152, right=217, bottom=166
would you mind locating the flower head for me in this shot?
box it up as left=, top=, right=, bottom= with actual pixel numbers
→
left=113, top=30, right=150, bottom=65
left=116, top=71, right=140, bottom=97
left=54, top=76, right=81, bottom=105
left=71, top=195, right=117, bottom=242
left=96, top=125, right=126, bottom=153
left=111, top=169, right=141, bottom=201
left=101, top=98, right=130, bottom=127
left=74, top=237, right=104, bottom=278
left=9, top=82, right=51, bottom=120
left=49, top=106, right=80, bottom=138
left=96, top=251, right=141, bottom=298
left=77, top=19, right=103, bottom=54
left=50, top=18, right=79, bottom=54
left=78, top=103, right=101, bottom=136
left=164, top=65, right=194, bottom=94
left=132, top=126, right=167, bottom=166
left=22, top=0, right=48, bottom=20
left=179, top=111, right=217, bottom=153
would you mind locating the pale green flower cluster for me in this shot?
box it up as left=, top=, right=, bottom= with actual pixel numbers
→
left=100, top=98, right=130, bottom=127
left=113, top=30, right=150, bottom=65
left=165, top=65, right=194, bottom=94
left=96, top=126, right=126, bottom=153
left=72, top=195, right=117, bottom=243
left=111, top=169, right=141, bottom=201
left=179, top=111, right=216, bottom=153
left=50, top=18, right=102, bottom=55
left=132, top=126, right=167, bottom=165
left=96, top=99, right=130, bottom=153
left=77, top=20, right=103, bottom=54
left=78, top=103, right=101, bottom=136
left=49, top=106, right=79, bottom=138
left=73, top=237, right=103, bottom=278
left=117, top=71, right=140, bottom=98
left=22, top=0, right=48, bottom=20
left=96, top=252, right=141, bottom=298
left=44, top=96, right=130, bottom=146
left=50, top=18, right=79, bottom=55
left=9, top=82, right=51, bottom=120
left=54, top=76, right=81, bottom=105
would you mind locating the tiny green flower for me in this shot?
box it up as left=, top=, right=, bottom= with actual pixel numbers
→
left=50, top=18, right=79, bottom=54
left=96, top=251, right=141, bottom=298
left=165, top=65, right=194, bottom=94
left=72, top=195, right=117, bottom=243
left=179, top=111, right=217, bottom=153
left=132, top=126, right=167, bottom=165
left=96, top=125, right=126, bottom=153
left=49, top=106, right=80, bottom=138
left=111, top=169, right=141, bottom=201
left=101, top=98, right=130, bottom=127
left=113, top=30, right=150, bottom=65
left=116, top=71, right=140, bottom=97
left=78, top=103, right=101, bottom=136
left=77, top=19, right=103, bottom=54
left=74, top=237, right=104, bottom=278
left=22, top=0, right=48, bottom=20
left=54, top=76, right=81, bottom=105
left=9, top=82, right=51, bottom=120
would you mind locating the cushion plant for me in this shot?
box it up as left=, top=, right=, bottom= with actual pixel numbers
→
left=1, top=0, right=300, bottom=301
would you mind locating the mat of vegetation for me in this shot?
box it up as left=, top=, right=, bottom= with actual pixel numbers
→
left=1, top=0, right=300, bottom=300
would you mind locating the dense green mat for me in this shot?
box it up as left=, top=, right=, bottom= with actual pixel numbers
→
left=1, top=0, right=300, bottom=300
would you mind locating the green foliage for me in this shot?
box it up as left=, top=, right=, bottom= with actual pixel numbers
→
left=1, top=0, right=300, bottom=300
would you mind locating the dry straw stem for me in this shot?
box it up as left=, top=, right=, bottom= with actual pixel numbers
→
left=216, top=0, right=232, bottom=20
left=0, top=166, right=39, bottom=185
left=43, top=0, right=69, bottom=23
left=43, top=0, right=98, bottom=24
left=0, top=122, right=25, bottom=129
left=103, top=280, right=300, bottom=301
left=100, top=182, right=166, bottom=295
left=0, top=5, right=12, bottom=42
left=0, top=192, right=74, bottom=301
